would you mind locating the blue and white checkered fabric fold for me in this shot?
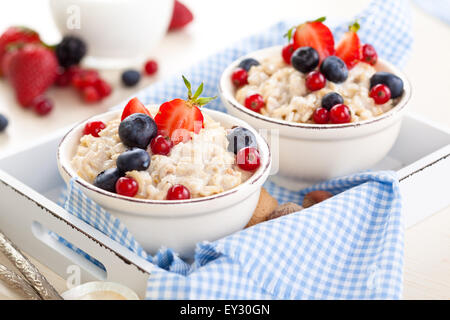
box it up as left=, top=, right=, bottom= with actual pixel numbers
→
left=60, top=0, right=412, bottom=299
left=413, top=0, right=450, bottom=25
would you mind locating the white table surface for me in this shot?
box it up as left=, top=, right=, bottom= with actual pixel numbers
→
left=0, top=0, right=449, bottom=299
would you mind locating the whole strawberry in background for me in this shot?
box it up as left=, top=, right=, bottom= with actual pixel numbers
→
left=8, top=43, right=58, bottom=107
left=0, top=26, right=41, bottom=76
left=168, top=0, right=194, bottom=31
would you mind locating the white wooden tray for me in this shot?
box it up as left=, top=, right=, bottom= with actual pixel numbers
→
left=0, top=112, right=448, bottom=298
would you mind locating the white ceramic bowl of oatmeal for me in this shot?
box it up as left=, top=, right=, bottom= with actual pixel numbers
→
left=57, top=107, right=271, bottom=258
left=219, top=45, right=411, bottom=187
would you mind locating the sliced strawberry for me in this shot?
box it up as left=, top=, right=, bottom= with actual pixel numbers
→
left=336, top=22, right=362, bottom=69
left=155, top=98, right=203, bottom=144
left=154, top=76, right=215, bottom=144
left=292, top=17, right=335, bottom=62
left=168, top=0, right=194, bottom=31
left=121, top=97, right=152, bottom=121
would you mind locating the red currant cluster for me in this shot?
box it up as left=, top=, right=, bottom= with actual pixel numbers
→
left=313, top=104, right=351, bottom=124
left=56, top=66, right=112, bottom=103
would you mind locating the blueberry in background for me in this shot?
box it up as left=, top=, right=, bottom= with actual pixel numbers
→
left=117, top=148, right=151, bottom=173
left=94, top=168, right=123, bottom=193
left=122, top=70, right=141, bottom=87
left=370, top=72, right=404, bottom=98
left=0, top=114, right=8, bottom=132
left=320, top=56, right=348, bottom=83
left=227, top=127, right=257, bottom=154
left=55, top=36, right=87, bottom=68
left=321, top=92, right=344, bottom=110
left=291, top=47, right=319, bottom=74
left=119, top=113, right=157, bottom=149
left=238, top=58, right=260, bottom=72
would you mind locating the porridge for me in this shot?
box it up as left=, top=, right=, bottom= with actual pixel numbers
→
left=231, top=19, right=404, bottom=124
left=236, top=56, right=395, bottom=123
left=71, top=77, right=260, bottom=200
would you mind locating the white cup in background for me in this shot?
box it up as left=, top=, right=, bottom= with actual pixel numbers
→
left=49, top=0, right=174, bottom=69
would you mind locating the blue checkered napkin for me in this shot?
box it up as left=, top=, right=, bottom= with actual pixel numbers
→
left=63, top=171, right=404, bottom=299
left=413, top=0, right=450, bottom=25
left=60, top=0, right=412, bottom=299
left=146, top=171, right=404, bottom=299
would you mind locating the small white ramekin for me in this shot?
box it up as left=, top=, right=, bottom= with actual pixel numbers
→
left=57, top=108, right=271, bottom=258
left=219, top=46, right=411, bottom=187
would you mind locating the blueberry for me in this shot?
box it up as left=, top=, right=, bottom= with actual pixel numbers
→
left=370, top=72, right=404, bottom=99
left=320, top=56, right=348, bottom=83
left=117, top=148, right=150, bottom=173
left=0, top=114, right=8, bottom=132
left=227, top=127, right=257, bottom=154
left=119, top=113, right=157, bottom=149
left=121, top=70, right=141, bottom=87
left=94, top=168, right=123, bottom=193
left=321, top=92, right=344, bottom=111
left=291, top=47, right=319, bottom=74
left=238, top=58, right=260, bottom=71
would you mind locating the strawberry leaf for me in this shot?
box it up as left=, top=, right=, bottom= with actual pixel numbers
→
left=349, top=21, right=360, bottom=33
left=181, top=75, right=216, bottom=107
left=196, top=97, right=217, bottom=106
left=192, top=82, right=204, bottom=99
left=182, top=75, right=192, bottom=98
left=313, top=16, right=326, bottom=23
left=283, top=26, right=296, bottom=42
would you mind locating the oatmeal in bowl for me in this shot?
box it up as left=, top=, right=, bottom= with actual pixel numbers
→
left=58, top=77, right=271, bottom=257
left=220, top=18, right=411, bottom=186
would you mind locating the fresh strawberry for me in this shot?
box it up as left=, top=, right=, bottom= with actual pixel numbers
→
left=336, top=21, right=362, bottom=69
left=121, top=97, right=152, bottom=121
left=154, top=76, right=215, bottom=144
left=0, top=26, right=41, bottom=76
left=289, top=17, right=335, bottom=62
left=168, top=0, right=194, bottom=31
left=8, top=44, right=58, bottom=107
left=1, top=48, right=17, bottom=78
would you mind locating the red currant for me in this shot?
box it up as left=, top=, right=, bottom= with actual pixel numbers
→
left=72, top=69, right=99, bottom=89
left=231, top=68, right=248, bottom=87
left=305, top=71, right=326, bottom=91
left=244, top=94, right=265, bottom=113
left=282, top=43, right=295, bottom=64
left=32, top=96, right=53, bottom=116
left=236, top=147, right=261, bottom=171
left=313, top=108, right=330, bottom=124
left=55, top=68, right=72, bottom=87
left=167, top=184, right=191, bottom=200
left=150, top=135, right=173, bottom=155
left=95, top=79, right=112, bottom=98
left=330, top=104, right=351, bottom=124
left=144, top=59, right=158, bottom=75
left=116, top=177, right=139, bottom=197
left=361, top=44, right=378, bottom=65
left=83, top=121, right=106, bottom=137
left=369, top=84, right=391, bottom=104
left=82, top=86, right=101, bottom=103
